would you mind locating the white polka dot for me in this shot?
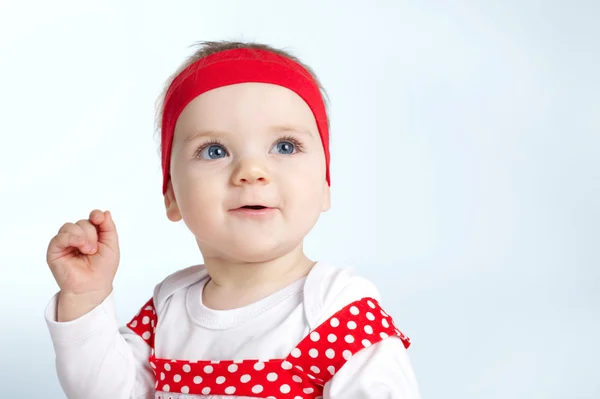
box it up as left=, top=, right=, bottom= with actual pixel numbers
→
left=162, top=384, right=170, bottom=392
left=173, top=374, right=181, bottom=383
left=211, top=360, right=220, bottom=364
left=381, top=309, right=389, bottom=317
left=160, top=372, right=165, bottom=380
left=328, top=333, right=337, bottom=343
left=267, top=372, right=278, bottom=381
left=380, top=332, right=389, bottom=339
left=254, top=361, right=265, bottom=370
left=308, top=373, right=316, bottom=379
left=280, top=384, right=291, bottom=393
left=240, top=374, right=251, bottom=383
left=364, top=325, right=373, bottom=334
left=310, top=331, right=320, bottom=341
left=193, top=376, right=202, bottom=384
left=181, top=386, right=189, bottom=394
left=330, top=317, right=340, bottom=327
left=142, top=316, right=150, bottom=324
left=142, top=331, right=151, bottom=340
left=225, top=386, right=236, bottom=394
left=326, top=349, right=335, bottom=359
left=343, top=350, right=352, bottom=360
left=202, top=387, right=210, bottom=394
left=295, top=365, right=304, bottom=371
left=204, top=365, right=213, bottom=374
left=292, top=375, right=302, bottom=383
left=309, top=348, right=319, bottom=358
left=130, top=320, right=137, bottom=328
left=228, top=364, right=238, bottom=373
left=216, top=376, right=226, bottom=384
left=345, top=334, right=355, bottom=343
left=145, top=305, right=153, bottom=311
left=362, top=339, right=372, bottom=347
left=150, top=361, right=156, bottom=369
left=151, top=319, right=155, bottom=328
left=366, top=312, right=375, bottom=321
left=350, top=306, right=360, bottom=315
left=291, top=348, right=301, bottom=358
left=328, top=365, right=336, bottom=375
left=182, top=364, right=191, bottom=373
left=252, top=385, right=263, bottom=393
left=164, top=363, right=171, bottom=371
left=281, top=361, right=292, bottom=370
left=154, top=381, right=158, bottom=389
left=382, top=319, right=390, bottom=328
left=310, top=365, right=320, bottom=374
left=304, top=387, right=315, bottom=394
left=367, top=300, right=376, bottom=308
left=347, top=321, right=357, bottom=330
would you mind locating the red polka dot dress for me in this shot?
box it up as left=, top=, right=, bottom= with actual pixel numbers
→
left=128, top=296, right=410, bottom=398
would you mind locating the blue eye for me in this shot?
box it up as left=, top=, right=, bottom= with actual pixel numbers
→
left=198, top=144, right=228, bottom=160
left=272, top=141, right=296, bottom=155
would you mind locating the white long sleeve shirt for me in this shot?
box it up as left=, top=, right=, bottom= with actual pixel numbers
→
left=45, top=261, right=421, bottom=399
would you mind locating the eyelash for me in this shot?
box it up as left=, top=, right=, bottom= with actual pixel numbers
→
left=193, top=134, right=305, bottom=158
left=193, top=139, right=225, bottom=158
left=278, top=134, right=305, bottom=152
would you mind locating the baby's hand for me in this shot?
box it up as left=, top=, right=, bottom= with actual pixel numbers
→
left=46, top=210, right=120, bottom=321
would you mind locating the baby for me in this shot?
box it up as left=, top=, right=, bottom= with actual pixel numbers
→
left=45, top=41, right=421, bottom=399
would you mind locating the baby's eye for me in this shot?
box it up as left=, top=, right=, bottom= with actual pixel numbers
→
left=198, top=144, right=228, bottom=160
left=271, top=140, right=296, bottom=155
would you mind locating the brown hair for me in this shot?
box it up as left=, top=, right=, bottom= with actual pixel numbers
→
left=153, top=40, right=329, bottom=150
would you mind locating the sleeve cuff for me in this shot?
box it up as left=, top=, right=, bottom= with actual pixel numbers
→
left=44, top=290, right=119, bottom=345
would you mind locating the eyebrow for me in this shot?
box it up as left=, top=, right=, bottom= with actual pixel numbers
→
left=269, top=125, right=315, bottom=138
left=183, top=129, right=227, bottom=144
left=183, top=125, right=315, bottom=144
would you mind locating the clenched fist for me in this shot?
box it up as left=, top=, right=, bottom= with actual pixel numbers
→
left=46, top=209, right=120, bottom=321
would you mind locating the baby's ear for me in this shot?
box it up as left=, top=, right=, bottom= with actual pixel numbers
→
left=164, top=180, right=182, bottom=222
left=321, top=180, right=331, bottom=212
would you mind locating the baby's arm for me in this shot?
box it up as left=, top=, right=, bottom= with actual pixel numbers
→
left=323, top=337, right=421, bottom=398
left=45, top=211, right=154, bottom=398
left=45, top=290, right=154, bottom=399
left=315, top=272, right=421, bottom=398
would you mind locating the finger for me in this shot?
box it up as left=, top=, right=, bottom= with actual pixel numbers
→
left=58, top=222, right=85, bottom=237
left=75, top=219, right=99, bottom=253
left=48, top=232, right=89, bottom=255
left=89, top=210, right=119, bottom=251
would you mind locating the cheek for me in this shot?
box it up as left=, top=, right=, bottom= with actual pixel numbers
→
left=280, top=163, right=326, bottom=214
left=173, top=167, right=226, bottom=223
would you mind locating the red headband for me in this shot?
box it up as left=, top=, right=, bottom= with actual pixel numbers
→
left=160, top=48, right=330, bottom=195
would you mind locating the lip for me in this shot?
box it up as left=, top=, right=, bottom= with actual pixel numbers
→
left=229, top=205, right=278, bottom=218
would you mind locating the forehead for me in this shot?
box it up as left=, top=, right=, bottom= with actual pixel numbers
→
left=174, top=82, right=318, bottom=136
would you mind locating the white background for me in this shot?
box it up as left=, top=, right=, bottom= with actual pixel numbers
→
left=0, top=0, right=598, bottom=397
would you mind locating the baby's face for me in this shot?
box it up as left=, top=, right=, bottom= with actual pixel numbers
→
left=165, top=82, right=330, bottom=262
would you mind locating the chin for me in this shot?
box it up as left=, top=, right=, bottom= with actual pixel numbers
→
left=219, top=237, right=298, bottom=263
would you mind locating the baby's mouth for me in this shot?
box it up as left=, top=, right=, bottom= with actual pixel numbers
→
left=241, top=205, right=267, bottom=210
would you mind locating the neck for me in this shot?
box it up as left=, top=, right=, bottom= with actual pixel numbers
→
left=201, top=244, right=315, bottom=310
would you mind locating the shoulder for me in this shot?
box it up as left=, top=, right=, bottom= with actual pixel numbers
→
left=151, top=264, right=209, bottom=314
left=304, top=262, right=382, bottom=328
